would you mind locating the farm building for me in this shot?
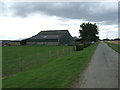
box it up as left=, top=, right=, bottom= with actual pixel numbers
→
left=20, top=39, right=27, bottom=45
left=10, top=41, right=21, bottom=46
left=2, top=40, right=11, bottom=46
left=26, top=30, right=74, bottom=45
left=2, top=40, right=21, bottom=46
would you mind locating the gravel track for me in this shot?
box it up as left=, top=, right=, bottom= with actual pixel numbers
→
left=72, top=41, right=118, bottom=88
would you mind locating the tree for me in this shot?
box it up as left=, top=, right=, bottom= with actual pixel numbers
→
left=79, top=22, right=99, bottom=43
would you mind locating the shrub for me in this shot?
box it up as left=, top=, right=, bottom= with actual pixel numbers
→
left=83, top=42, right=91, bottom=48
left=76, top=44, right=84, bottom=51
left=87, top=42, right=91, bottom=46
left=83, top=43, right=88, bottom=48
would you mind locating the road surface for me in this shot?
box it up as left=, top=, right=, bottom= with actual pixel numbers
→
left=72, top=41, right=118, bottom=88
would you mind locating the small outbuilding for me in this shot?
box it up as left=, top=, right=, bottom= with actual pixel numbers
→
left=2, top=40, right=21, bottom=46
left=2, top=40, right=11, bottom=46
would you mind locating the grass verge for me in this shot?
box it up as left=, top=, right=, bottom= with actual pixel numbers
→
left=106, top=42, right=120, bottom=53
left=3, top=43, right=99, bottom=88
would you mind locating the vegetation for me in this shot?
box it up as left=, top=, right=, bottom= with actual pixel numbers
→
left=106, top=42, right=120, bottom=53
left=76, top=44, right=84, bottom=51
left=79, top=23, right=99, bottom=43
left=75, top=42, right=91, bottom=51
left=2, top=45, right=74, bottom=77
left=3, top=43, right=99, bottom=88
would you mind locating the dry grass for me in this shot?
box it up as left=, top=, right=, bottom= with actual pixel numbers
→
left=106, top=42, right=120, bottom=53
left=107, top=41, right=120, bottom=45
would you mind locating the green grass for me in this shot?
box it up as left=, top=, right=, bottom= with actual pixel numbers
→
left=106, top=42, right=120, bottom=53
left=2, top=45, right=74, bottom=77
left=3, top=43, right=99, bottom=88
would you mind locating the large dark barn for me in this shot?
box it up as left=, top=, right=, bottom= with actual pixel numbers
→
left=26, top=30, right=74, bottom=45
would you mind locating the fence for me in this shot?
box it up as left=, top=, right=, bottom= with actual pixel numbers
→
left=3, top=46, right=75, bottom=77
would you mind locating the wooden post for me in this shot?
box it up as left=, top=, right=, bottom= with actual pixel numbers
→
left=49, top=50, right=51, bottom=58
left=57, top=50, right=59, bottom=57
left=19, top=57, right=22, bottom=72
left=63, top=48, right=64, bottom=55
left=37, top=54, right=39, bottom=64
left=69, top=47, right=71, bottom=54
left=74, top=45, right=76, bottom=51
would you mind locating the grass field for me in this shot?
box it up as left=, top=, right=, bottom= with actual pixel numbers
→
left=3, top=43, right=99, bottom=88
left=106, top=42, right=120, bottom=53
left=107, top=40, right=120, bottom=45
left=2, top=45, right=74, bottom=77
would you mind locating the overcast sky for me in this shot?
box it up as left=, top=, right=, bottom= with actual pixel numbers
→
left=0, top=1, right=118, bottom=40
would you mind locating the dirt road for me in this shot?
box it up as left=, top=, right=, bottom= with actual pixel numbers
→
left=72, top=41, right=118, bottom=88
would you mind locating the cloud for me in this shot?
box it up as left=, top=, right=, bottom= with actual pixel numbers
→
left=0, top=14, right=84, bottom=40
left=1, top=2, right=118, bottom=25
left=99, top=24, right=118, bottom=39
left=0, top=2, right=118, bottom=40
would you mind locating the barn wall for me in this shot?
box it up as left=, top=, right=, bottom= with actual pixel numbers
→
left=9, top=42, right=21, bottom=46
left=27, top=39, right=58, bottom=42
left=27, top=42, right=43, bottom=45
left=27, top=42, right=59, bottom=45
left=44, top=42, right=59, bottom=45
left=20, top=40, right=27, bottom=45
left=26, top=39, right=59, bottom=45
left=59, top=34, right=74, bottom=45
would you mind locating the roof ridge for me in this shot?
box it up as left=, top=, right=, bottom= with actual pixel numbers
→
left=41, top=30, right=68, bottom=32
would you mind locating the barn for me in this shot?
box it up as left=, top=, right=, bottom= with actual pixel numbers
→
left=26, top=30, right=74, bottom=45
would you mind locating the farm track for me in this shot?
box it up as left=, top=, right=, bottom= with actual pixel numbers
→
left=72, top=41, right=118, bottom=88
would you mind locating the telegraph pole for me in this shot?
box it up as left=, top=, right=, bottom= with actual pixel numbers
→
left=106, top=32, right=108, bottom=39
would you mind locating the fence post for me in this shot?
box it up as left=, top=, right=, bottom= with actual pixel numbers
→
left=74, top=45, right=76, bottom=51
left=37, top=54, right=39, bottom=64
left=59, top=50, right=61, bottom=56
left=57, top=50, right=59, bottom=57
left=66, top=48, right=68, bottom=54
left=69, top=47, right=71, bottom=54
left=49, top=50, right=51, bottom=59
left=71, top=47, right=73, bottom=52
left=65, top=48, right=68, bottom=54
left=19, top=56, right=22, bottom=72
left=63, top=48, right=64, bottom=55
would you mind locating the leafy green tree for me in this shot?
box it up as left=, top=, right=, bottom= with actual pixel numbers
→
left=79, top=22, right=99, bottom=43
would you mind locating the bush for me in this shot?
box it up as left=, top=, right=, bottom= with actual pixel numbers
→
left=87, top=42, right=91, bottom=46
left=83, top=42, right=91, bottom=48
left=83, top=43, right=88, bottom=48
left=75, top=42, right=90, bottom=51
left=76, top=44, right=84, bottom=51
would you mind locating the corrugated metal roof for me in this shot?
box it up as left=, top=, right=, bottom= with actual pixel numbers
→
left=31, top=35, right=61, bottom=39
left=37, top=30, right=68, bottom=35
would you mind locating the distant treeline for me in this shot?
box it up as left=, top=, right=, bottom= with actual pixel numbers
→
left=103, top=38, right=120, bottom=41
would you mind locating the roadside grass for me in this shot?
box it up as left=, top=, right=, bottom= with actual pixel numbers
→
left=2, top=45, right=74, bottom=77
left=3, top=43, right=99, bottom=88
left=106, top=42, right=120, bottom=53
